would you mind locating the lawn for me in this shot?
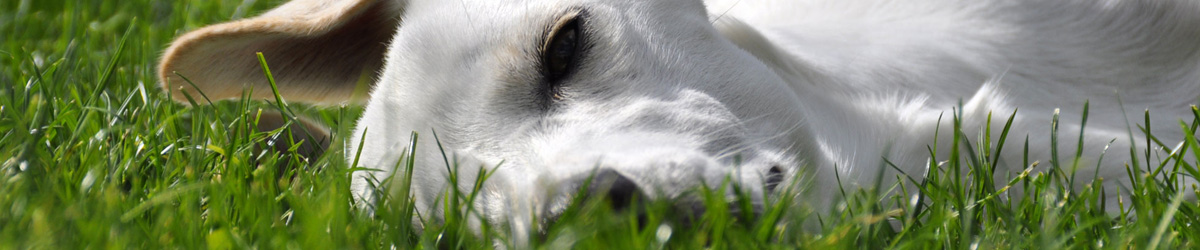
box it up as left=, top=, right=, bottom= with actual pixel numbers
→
left=1, top=0, right=1198, bottom=249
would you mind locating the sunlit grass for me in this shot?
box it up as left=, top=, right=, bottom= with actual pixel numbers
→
left=1, top=0, right=1198, bottom=248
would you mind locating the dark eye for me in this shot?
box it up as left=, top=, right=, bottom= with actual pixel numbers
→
left=543, top=18, right=580, bottom=82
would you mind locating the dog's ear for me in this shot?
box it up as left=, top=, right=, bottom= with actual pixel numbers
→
left=159, top=0, right=405, bottom=104
left=712, top=17, right=821, bottom=81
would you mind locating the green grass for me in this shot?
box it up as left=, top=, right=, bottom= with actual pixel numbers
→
left=2, top=0, right=1198, bottom=248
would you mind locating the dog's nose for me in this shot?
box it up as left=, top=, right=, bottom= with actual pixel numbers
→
left=764, top=165, right=785, bottom=194
left=585, top=169, right=643, bottom=211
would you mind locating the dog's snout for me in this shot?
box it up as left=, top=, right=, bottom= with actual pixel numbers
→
left=585, top=169, right=644, bottom=211
left=764, top=165, right=785, bottom=194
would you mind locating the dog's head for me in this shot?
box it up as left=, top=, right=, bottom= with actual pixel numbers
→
left=160, top=0, right=817, bottom=231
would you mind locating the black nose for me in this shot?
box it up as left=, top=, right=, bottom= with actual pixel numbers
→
left=585, top=169, right=643, bottom=211
left=764, top=165, right=785, bottom=194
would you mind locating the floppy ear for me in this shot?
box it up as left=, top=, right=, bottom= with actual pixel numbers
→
left=712, top=17, right=824, bottom=82
left=712, top=18, right=800, bottom=78
left=159, top=0, right=405, bottom=104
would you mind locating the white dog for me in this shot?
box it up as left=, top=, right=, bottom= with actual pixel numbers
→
left=159, top=0, right=1200, bottom=235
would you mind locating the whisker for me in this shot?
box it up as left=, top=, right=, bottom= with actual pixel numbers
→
left=711, top=0, right=743, bottom=24
left=699, top=108, right=788, bottom=140
left=713, top=120, right=804, bottom=159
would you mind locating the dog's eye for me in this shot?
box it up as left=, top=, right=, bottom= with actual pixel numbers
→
left=543, top=18, right=580, bottom=82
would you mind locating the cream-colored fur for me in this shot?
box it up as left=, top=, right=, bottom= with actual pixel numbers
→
left=160, top=0, right=1200, bottom=239
left=159, top=0, right=402, bottom=104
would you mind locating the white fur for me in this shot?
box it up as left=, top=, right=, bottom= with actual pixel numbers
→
left=159, top=0, right=1200, bottom=239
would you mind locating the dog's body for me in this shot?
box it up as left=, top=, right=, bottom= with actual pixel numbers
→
left=160, top=0, right=1200, bottom=235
